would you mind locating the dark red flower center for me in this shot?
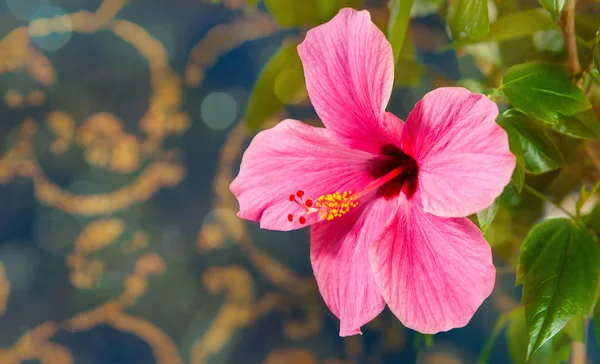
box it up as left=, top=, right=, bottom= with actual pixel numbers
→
left=367, top=144, right=418, bottom=200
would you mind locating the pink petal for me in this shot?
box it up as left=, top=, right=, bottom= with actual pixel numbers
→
left=230, top=119, right=375, bottom=231
left=382, top=112, right=405, bottom=149
left=401, top=87, right=515, bottom=217
left=370, top=193, right=495, bottom=334
left=297, top=8, right=396, bottom=154
left=311, top=197, right=396, bottom=336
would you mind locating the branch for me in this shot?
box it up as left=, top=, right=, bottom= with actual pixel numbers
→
left=559, top=0, right=581, bottom=77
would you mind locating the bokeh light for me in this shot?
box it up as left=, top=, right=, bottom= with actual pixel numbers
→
left=0, top=244, right=40, bottom=291
left=28, top=6, right=72, bottom=51
left=147, top=26, right=176, bottom=61
left=6, top=0, right=49, bottom=21
left=198, top=208, right=241, bottom=250
left=200, top=92, right=238, bottom=130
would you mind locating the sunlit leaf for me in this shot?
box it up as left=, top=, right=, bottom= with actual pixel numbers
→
left=317, top=0, right=362, bottom=23
left=497, top=110, right=564, bottom=174
left=265, top=0, right=319, bottom=27
left=464, top=42, right=502, bottom=65
left=465, top=9, right=558, bottom=44
left=549, top=331, right=574, bottom=364
left=246, top=42, right=305, bottom=132
left=388, top=0, right=414, bottom=64
left=517, top=218, right=600, bottom=359
left=533, top=29, right=564, bottom=52
left=394, top=39, right=424, bottom=86
left=448, top=0, right=489, bottom=41
left=538, top=0, right=566, bottom=22
left=562, top=314, right=585, bottom=342
left=501, top=61, right=591, bottom=123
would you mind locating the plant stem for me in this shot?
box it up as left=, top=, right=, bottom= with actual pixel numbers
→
left=559, top=0, right=581, bottom=77
left=523, top=184, right=577, bottom=220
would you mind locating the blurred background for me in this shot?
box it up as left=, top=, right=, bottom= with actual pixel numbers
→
left=0, top=0, right=598, bottom=363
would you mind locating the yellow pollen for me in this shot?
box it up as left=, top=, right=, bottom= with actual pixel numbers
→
left=315, top=191, right=359, bottom=221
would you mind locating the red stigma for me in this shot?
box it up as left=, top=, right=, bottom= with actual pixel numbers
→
left=299, top=216, right=307, bottom=224
left=289, top=194, right=296, bottom=202
left=287, top=214, right=294, bottom=222
left=296, top=190, right=305, bottom=198
left=305, top=199, right=313, bottom=207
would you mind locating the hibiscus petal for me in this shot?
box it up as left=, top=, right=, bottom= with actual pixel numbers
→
left=311, top=197, right=396, bottom=336
left=401, top=87, right=515, bottom=217
left=230, top=119, right=375, bottom=231
left=381, top=112, right=405, bottom=148
left=370, top=194, right=495, bottom=334
left=297, top=8, right=396, bottom=154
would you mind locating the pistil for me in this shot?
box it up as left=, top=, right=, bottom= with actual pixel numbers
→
left=287, top=165, right=407, bottom=224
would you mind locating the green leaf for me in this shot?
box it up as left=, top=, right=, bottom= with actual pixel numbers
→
left=478, top=198, right=499, bottom=233
left=393, top=39, right=424, bottom=86
left=497, top=111, right=525, bottom=192
left=507, top=308, right=553, bottom=364
left=517, top=218, right=600, bottom=359
left=507, top=308, right=574, bottom=364
left=584, top=203, right=600, bottom=232
left=413, top=333, right=434, bottom=349
left=538, top=0, right=566, bottom=22
left=448, top=0, right=489, bottom=41
left=317, top=0, right=361, bottom=23
left=411, top=0, right=445, bottom=17
left=576, top=182, right=600, bottom=215
left=245, top=42, right=305, bottom=132
left=465, top=9, right=558, bottom=44
left=388, top=0, right=414, bottom=64
left=501, top=61, right=591, bottom=123
left=549, top=331, right=573, bottom=364
left=265, top=0, right=319, bottom=27
left=512, top=160, right=525, bottom=192
left=497, top=110, right=564, bottom=174
left=562, top=314, right=585, bottom=342
left=547, top=109, right=600, bottom=140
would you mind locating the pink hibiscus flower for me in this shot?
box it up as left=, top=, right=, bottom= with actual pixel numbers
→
left=230, top=8, right=515, bottom=335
